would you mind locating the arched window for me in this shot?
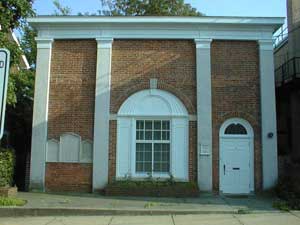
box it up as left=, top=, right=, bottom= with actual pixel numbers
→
left=116, top=89, right=189, bottom=181
left=224, top=123, right=247, bottom=135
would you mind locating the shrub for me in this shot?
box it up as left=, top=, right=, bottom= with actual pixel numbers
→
left=0, top=197, right=26, bottom=206
left=275, top=176, right=300, bottom=210
left=105, top=180, right=199, bottom=197
left=0, top=148, right=15, bottom=187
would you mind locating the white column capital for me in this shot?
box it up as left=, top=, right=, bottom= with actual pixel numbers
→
left=195, top=38, right=213, bottom=49
left=258, top=39, right=274, bottom=51
left=96, top=37, right=113, bottom=49
left=35, top=38, right=53, bottom=49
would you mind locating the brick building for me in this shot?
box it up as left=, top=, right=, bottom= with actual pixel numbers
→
left=28, top=16, right=284, bottom=194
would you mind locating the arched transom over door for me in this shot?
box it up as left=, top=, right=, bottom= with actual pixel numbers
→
left=116, top=89, right=189, bottom=181
left=219, top=118, right=254, bottom=194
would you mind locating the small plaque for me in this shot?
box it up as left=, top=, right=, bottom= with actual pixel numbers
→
left=200, top=144, right=210, bottom=156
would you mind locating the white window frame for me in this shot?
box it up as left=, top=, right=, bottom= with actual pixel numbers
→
left=131, top=117, right=172, bottom=179
left=134, top=119, right=171, bottom=178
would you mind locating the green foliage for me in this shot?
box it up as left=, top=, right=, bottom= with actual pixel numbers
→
left=274, top=176, right=300, bottom=210
left=108, top=179, right=198, bottom=189
left=20, top=26, right=37, bottom=68
left=0, top=0, right=34, bottom=32
left=273, top=200, right=290, bottom=212
left=106, top=180, right=199, bottom=197
left=0, top=33, right=22, bottom=69
left=7, top=69, right=35, bottom=107
left=0, top=0, right=36, bottom=107
left=53, top=0, right=72, bottom=15
left=0, top=149, right=15, bottom=187
left=0, top=197, right=26, bottom=206
left=100, top=0, right=203, bottom=16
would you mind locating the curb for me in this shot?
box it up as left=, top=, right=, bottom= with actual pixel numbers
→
left=0, top=207, right=240, bottom=217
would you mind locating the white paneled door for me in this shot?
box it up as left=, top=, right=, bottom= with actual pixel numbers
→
left=219, top=118, right=254, bottom=194
left=220, top=138, right=251, bottom=194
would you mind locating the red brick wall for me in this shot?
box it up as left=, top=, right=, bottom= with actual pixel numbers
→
left=46, top=40, right=96, bottom=192
left=48, top=40, right=97, bottom=140
left=45, top=163, right=92, bottom=192
left=108, top=40, right=197, bottom=182
left=211, top=40, right=262, bottom=192
left=110, top=40, right=197, bottom=114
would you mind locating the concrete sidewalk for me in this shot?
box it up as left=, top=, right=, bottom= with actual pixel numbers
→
left=0, top=192, right=280, bottom=217
left=1, top=213, right=300, bottom=225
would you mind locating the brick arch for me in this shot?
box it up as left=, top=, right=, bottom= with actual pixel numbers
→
left=113, top=82, right=196, bottom=115
left=212, top=111, right=262, bottom=193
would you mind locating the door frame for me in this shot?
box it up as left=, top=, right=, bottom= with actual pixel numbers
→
left=219, top=118, right=254, bottom=194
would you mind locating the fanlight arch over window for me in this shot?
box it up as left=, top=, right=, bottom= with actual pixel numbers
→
left=116, top=89, right=189, bottom=181
left=118, top=89, right=188, bottom=117
left=220, top=118, right=253, bottom=137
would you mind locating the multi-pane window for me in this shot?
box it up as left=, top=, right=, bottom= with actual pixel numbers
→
left=136, top=120, right=170, bottom=174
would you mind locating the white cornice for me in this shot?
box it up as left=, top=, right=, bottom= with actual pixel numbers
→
left=28, top=16, right=285, bottom=41
left=28, top=16, right=284, bottom=28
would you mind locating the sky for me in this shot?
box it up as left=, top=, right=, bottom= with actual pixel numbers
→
left=33, top=0, right=287, bottom=18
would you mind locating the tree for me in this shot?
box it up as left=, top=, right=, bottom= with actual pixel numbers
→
left=99, top=0, right=203, bottom=16
left=0, top=0, right=35, bottom=190
left=53, top=0, right=72, bottom=16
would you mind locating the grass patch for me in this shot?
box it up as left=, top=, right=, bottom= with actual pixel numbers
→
left=273, top=200, right=290, bottom=212
left=237, top=209, right=251, bottom=214
left=0, top=197, right=26, bottom=206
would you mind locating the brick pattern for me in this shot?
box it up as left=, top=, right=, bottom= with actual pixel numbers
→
left=108, top=40, right=197, bottom=182
left=108, top=120, right=117, bottom=183
left=48, top=40, right=97, bottom=140
left=189, top=121, right=197, bottom=182
left=45, top=163, right=92, bottom=192
left=110, top=40, right=197, bottom=114
left=211, top=40, right=262, bottom=192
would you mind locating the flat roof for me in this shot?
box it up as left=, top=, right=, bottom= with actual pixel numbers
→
left=28, top=16, right=285, bottom=32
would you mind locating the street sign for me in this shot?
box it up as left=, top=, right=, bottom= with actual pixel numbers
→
left=0, top=49, right=10, bottom=140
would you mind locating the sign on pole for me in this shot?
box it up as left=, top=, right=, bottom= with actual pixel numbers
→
left=0, top=49, right=10, bottom=140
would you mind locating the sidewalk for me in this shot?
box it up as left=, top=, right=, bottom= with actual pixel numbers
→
left=0, top=192, right=280, bottom=217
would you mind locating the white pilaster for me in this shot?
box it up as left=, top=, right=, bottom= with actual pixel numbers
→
left=259, top=40, right=278, bottom=190
left=30, top=38, right=53, bottom=191
left=93, top=37, right=113, bottom=191
left=195, top=39, right=213, bottom=191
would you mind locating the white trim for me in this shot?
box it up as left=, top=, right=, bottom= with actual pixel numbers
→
left=219, top=118, right=255, bottom=193
left=110, top=114, right=197, bottom=121
left=28, top=16, right=284, bottom=27
left=96, top=37, right=113, bottom=49
left=28, top=16, right=284, bottom=41
left=258, top=40, right=274, bottom=51
left=220, top=118, right=254, bottom=138
left=118, top=89, right=188, bottom=117
left=116, top=90, right=189, bottom=181
left=35, top=38, right=53, bottom=49
left=195, top=38, right=212, bottom=49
